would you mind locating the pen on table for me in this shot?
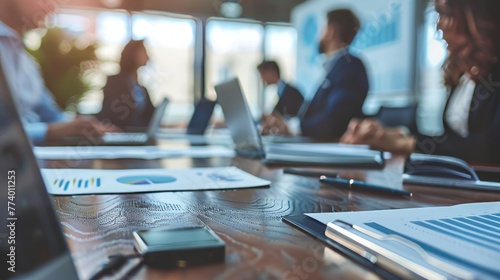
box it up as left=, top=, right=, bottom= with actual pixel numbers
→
left=319, top=176, right=412, bottom=197
left=283, top=168, right=339, bottom=178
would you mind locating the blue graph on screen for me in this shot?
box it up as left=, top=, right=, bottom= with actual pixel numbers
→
left=352, top=3, right=401, bottom=50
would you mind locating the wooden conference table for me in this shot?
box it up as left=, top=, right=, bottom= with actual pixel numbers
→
left=41, top=141, right=500, bottom=280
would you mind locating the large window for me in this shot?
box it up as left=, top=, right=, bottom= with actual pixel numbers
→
left=262, top=24, right=298, bottom=114
left=25, top=9, right=298, bottom=124
left=26, top=8, right=196, bottom=124
left=131, top=13, right=196, bottom=125
left=206, top=19, right=264, bottom=118
left=206, top=19, right=298, bottom=119
left=29, top=9, right=131, bottom=114
left=264, top=25, right=297, bottom=81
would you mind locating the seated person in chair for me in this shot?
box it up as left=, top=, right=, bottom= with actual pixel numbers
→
left=98, top=40, right=155, bottom=130
left=341, top=0, right=500, bottom=165
left=0, top=0, right=119, bottom=145
left=262, top=9, right=369, bottom=140
left=257, top=60, right=304, bottom=118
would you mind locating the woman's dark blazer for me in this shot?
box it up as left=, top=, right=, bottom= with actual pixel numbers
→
left=416, top=62, right=500, bottom=165
left=98, top=74, right=155, bottom=129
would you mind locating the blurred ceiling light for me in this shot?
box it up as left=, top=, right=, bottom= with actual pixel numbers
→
left=220, top=1, right=243, bottom=18
left=101, top=0, right=123, bottom=8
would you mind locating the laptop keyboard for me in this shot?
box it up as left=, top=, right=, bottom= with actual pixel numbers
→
left=102, top=133, right=149, bottom=143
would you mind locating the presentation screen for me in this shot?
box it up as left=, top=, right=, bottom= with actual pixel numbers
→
left=292, top=0, right=417, bottom=97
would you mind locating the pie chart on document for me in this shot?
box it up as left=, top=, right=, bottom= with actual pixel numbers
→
left=116, top=175, right=177, bottom=185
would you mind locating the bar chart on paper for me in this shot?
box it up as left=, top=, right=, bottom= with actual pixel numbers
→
left=41, top=167, right=270, bottom=195
left=410, top=214, right=500, bottom=252
left=53, top=177, right=102, bottom=191
left=307, top=202, right=500, bottom=279
left=363, top=214, right=500, bottom=277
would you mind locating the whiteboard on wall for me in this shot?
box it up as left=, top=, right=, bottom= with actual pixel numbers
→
left=291, top=0, right=417, bottom=98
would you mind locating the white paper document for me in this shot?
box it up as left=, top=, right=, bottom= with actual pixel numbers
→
left=307, top=202, right=500, bottom=279
left=34, top=145, right=235, bottom=160
left=41, top=167, right=270, bottom=195
left=267, top=143, right=371, bottom=154
left=157, top=134, right=234, bottom=145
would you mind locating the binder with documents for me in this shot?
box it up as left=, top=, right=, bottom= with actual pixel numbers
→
left=285, top=202, right=500, bottom=279
left=283, top=215, right=401, bottom=280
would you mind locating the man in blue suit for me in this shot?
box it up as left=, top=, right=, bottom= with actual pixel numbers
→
left=262, top=9, right=369, bottom=140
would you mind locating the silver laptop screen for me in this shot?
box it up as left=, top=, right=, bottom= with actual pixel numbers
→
left=214, top=78, right=263, bottom=154
left=146, top=98, right=169, bottom=138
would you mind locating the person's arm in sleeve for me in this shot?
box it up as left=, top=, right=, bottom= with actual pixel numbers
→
left=21, top=89, right=65, bottom=144
left=301, top=59, right=368, bottom=139
left=22, top=122, right=49, bottom=145
left=33, top=88, right=67, bottom=123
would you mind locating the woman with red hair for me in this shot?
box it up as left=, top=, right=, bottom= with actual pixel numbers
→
left=341, top=0, right=500, bottom=164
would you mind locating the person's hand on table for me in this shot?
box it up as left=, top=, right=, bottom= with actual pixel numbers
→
left=161, top=123, right=186, bottom=129
left=261, top=112, right=290, bottom=136
left=340, top=119, right=416, bottom=155
left=46, top=118, right=122, bottom=142
left=210, top=119, right=226, bottom=129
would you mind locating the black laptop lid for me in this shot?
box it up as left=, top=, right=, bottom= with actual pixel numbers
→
left=0, top=65, right=78, bottom=279
left=186, top=98, right=217, bottom=135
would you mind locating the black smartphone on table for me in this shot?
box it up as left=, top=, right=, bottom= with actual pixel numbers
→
left=132, top=226, right=225, bottom=269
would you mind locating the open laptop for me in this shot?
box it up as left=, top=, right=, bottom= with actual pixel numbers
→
left=0, top=64, right=79, bottom=279
left=99, top=97, right=169, bottom=145
left=62, top=98, right=169, bottom=146
left=186, top=98, right=217, bottom=135
left=157, top=98, right=232, bottom=145
left=159, top=98, right=216, bottom=136
left=214, top=79, right=265, bottom=157
left=214, top=78, right=385, bottom=168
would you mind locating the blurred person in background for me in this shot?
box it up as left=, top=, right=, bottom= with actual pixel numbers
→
left=0, top=0, right=119, bottom=145
left=98, top=40, right=156, bottom=131
left=341, top=0, right=500, bottom=165
left=258, top=60, right=304, bottom=118
left=261, top=9, right=369, bottom=140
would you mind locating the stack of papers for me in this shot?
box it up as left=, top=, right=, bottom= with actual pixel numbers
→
left=264, top=143, right=385, bottom=168
left=306, top=202, right=500, bottom=279
left=34, top=145, right=235, bottom=160
left=42, top=167, right=269, bottom=195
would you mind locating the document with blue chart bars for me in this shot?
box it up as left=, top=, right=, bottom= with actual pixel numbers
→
left=307, top=202, right=500, bottom=279
left=41, top=167, right=270, bottom=195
